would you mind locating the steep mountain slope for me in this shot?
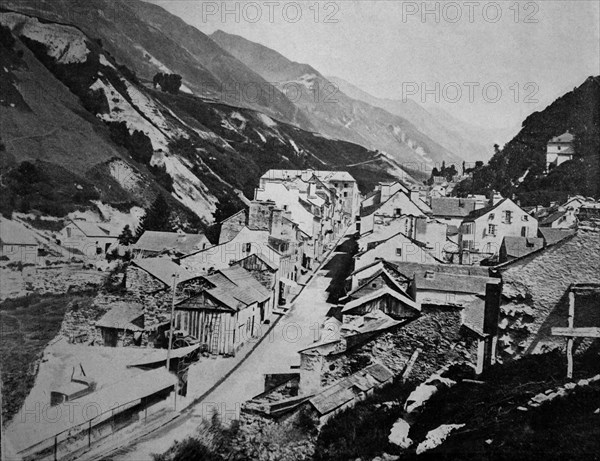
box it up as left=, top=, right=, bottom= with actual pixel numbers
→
left=455, top=76, right=600, bottom=205
left=211, top=30, right=462, bottom=169
left=0, top=11, right=401, bottom=226
left=328, top=76, right=514, bottom=164
left=0, top=0, right=312, bottom=130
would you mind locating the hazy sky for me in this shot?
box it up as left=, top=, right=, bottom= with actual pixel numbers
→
left=146, top=1, right=600, bottom=130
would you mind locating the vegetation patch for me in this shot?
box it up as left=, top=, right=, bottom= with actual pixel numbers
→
left=0, top=290, right=98, bottom=424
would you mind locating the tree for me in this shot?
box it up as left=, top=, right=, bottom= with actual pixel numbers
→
left=136, top=194, right=173, bottom=237
left=118, top=225, right=136, bottom=245
left=153, top=73, right=183, bottom=95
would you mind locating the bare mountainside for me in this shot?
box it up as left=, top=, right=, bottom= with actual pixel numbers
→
left=211, top=29, right=463, bottom=170
left=0, top=11, right=403, bottom=225
left=0, top=0, right=313, bottom=130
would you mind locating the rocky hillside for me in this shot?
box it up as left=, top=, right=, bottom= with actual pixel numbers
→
left=0, top=0, right=311, bottom=130
left=211, top=30, right=463, bottom=169
left=329, top=76, right=517, bottom=164
left=0, top=11, right=401, bottom=226
left=455, top=76, right=600, bottom=206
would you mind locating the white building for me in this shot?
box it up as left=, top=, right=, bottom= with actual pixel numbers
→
left=546, top=131, right=575, bottom=172
left=459, top=198, right=539, bottom=264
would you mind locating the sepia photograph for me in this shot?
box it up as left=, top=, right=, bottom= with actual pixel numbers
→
left=0, top=1, right=599, bottom=460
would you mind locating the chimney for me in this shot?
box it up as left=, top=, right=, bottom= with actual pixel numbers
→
left=409, top=187, right=420, bottom=204
left=381, top=183, right=392, bottom=202
left=492, top=192, right=503, bottom=205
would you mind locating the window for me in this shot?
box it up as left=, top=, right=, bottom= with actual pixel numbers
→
left=488, top=224, right=497, bottom=236
left=522, top=215, right=529, bottom=221
left=334, top=183, right=339, bottom=188
left=521, top=226, right=528, bottom=237
left=66, top=227, right=72, bottom=238
left=504, top=211, right=513, bottom=224
left=283, top=205, right=288, bottom=211
left=244, top=243, right=251, bottom=253
left=344, top=192, right=348, bottom=197
left=462, top=223, right=474, bottom=234
left=344, top=183, right=348, bottom=188
left=395, top=248, right=402, bottom=256
left=558, top=145, right=561, bottom=151
left=488, top=213, right=495, bottom=220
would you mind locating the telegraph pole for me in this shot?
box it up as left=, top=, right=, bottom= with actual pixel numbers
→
left=166, top=273, right=178, bottom=371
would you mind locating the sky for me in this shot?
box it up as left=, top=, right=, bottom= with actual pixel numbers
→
left=146, top=1, right=600, bottom=130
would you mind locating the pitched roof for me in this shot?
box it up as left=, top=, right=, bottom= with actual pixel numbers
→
left=96, top=302, right=144, bottom=331
left=430, top=198, right=484, bottom=218
left=0, top=218, right=37, bottom=246
left=346, top=268, right=410, bottom=299
left=133, top=257, right=195, bottom=286
left=187, top=266, right=271, bottom=311
left=70, top=220, right=116, bottom=238
left=309, top=363, right=393, bottom=415
left=538, top=228, right=577, bottom=246
left=548, top=131, right=574, bottom=143
left=502, top=237, right=545, bottom=259
left=342, top=286, right=420, bottom=313
left=342, top=310, right=402, bottom=337
left=135, top=231, right=208, bottom=254
left=463, top=198, right=508, bottom=221
left=539, top=210, right=567, bottom=226
left=233, top=252, right=279, bottom=271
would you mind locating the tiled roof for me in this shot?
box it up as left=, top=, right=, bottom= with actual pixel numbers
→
left=538, top=228, right=576, bottom=246
left=502, top=237, right=545, bottom=259
left=96, top=302, right=144, bottom=331
left=133, top=257, right=195, bottom=286
left=199, top=266, right=271, bottom=311
left=346, top=268, right=410, bottom=299
left=135, top=231, right=208, bottom=254
left=389, top=262, right=494, bottom=294
left=309, top=363, right=393, bottom=415
left=430, top=198, right=484, bottom=218
left=0, top=218, right=38, bottom=246
left=539, top=210, right=567, bottom=226
left=463, top=199, right=508, bottom=221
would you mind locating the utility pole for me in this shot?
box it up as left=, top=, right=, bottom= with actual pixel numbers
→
left=166, top=273, right=178, bottom=371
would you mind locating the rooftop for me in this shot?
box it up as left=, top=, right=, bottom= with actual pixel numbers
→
left=309, top=363, right=393, bottom=415
left=261, top=169, right=356, bottom=183
left=430, top=197, right=486, bottom=218
left=502, top=237, right=545, bottom=259
left=548, top=131, right=575, bottom=144
left=133, top=257, right=195, bottom=286
left=95, top=302, right=145, bottom=331
left=0, top=218, right=38, bottom=246
left=135, top=231, right=208, bottom=254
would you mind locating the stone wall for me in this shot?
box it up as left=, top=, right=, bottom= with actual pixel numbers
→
left=321, top=307, right=477, bottom=387
left=499, top=230, right=600, bottom=359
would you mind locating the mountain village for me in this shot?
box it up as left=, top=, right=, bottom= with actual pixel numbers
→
left=0, top=2, right=599, bottom=461
left=2, top=147, right=600, bottom=460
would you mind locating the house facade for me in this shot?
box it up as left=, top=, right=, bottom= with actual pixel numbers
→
left=57, top=219, right=118, bottom=257
left=0, top=217, right=39, bottom=264
left=459, top=198, right=539, bottom=264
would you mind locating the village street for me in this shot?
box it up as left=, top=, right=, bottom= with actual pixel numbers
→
left=99, top=234, right=355, bottom=461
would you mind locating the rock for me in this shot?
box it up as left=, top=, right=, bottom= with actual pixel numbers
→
left=564, top=382, right=576, bottom=390
left=517, top=406, right=528, bottom=412
left=485, top=439, right=493, bottom=444
left=577, top=379, right=590, bottom=386
left=388, top=418, right=412, bottom=449
left=594, top=408, right=599, bottom=414
left=531, top=394, right=548, bottom=404
left=416, top=424, right=466, bottom=455
left=382, top=454, right=400, bottom=461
